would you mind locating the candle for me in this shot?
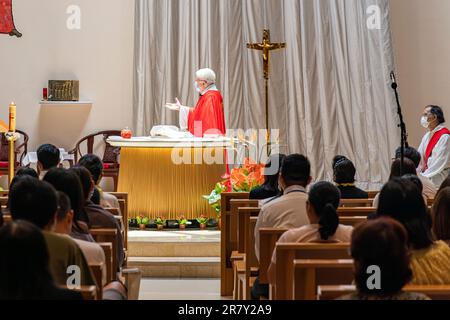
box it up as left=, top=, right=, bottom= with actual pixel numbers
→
left=9, top=102, right=16, bottom=133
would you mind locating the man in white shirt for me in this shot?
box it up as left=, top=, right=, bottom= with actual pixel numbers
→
left=418, top=105, right=450, bottom=188
left=254, top=154, right=312, bottom=261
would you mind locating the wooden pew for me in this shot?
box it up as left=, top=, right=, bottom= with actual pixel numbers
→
left=0, top=196, right=8, bottom=207
left=259, top=228, right=288, bottom=286
left=337, top=207, right=376, bottom=217
left=367, top=191, right=378, bottom=199
left=68, top=285, right=98, bottom=300
left=89, top=262, right=104, bottom=300
left=273, top=243, right=351, bottom=300
left=3, top=214, right=11, bottom=224
left=427, top=198, right=435, bottom=207
left=339, top=199, right=374, bottom=207
left=339, top=216, right=367, bottom=227
left=293, top=259, right=354, bottom=300
left=318, top=284, right=450, bottom=300
left=91, top=228, right=118, bottom=280
left=105, top=192, right=129, bottom=251
left=234, top=216, right=259, bottom=300
left=219, top=192, right=251, bottom=296
left=98, top=242, right=113, bottom=284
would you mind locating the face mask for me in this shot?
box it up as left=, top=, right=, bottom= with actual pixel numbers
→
left=194, top=82, right=201, bottom=93
left=421, top=116, right=429, bottom=129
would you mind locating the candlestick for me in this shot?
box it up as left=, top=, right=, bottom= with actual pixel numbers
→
left=9, top=101, right=16, bottom=133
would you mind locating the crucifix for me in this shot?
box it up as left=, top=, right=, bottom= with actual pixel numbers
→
left=247, top=29, right=286, bottom=156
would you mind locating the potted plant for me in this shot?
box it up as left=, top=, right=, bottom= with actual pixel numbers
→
left=177, top=215, right=188, bottom=230
left=155, top=217, right=166, bottom=231
left=196, top=215, right=209, bottom=230
left=136, top=215, right=149, bottom=230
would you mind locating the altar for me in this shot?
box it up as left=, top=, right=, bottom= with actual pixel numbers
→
left=107, top=136, right=233, bottom=220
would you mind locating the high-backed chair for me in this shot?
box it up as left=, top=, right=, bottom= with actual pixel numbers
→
left=69, top=130, right=121, bottom=191
left=0, top=130, right=29, bottom=177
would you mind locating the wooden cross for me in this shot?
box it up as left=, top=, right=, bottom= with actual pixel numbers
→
left=247, top=29, right=286, bottom=155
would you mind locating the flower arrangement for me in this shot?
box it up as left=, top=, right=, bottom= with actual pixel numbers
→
left=177, top=215, right=188, bottom=229
left=203, top=158, right=265, bottom=216
left=196, top=215, right=209, bottom=230
left=136, top=215, right=150, bottom=230
left=155, top=217, right=166, bottom=230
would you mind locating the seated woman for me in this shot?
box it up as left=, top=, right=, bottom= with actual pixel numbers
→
left=249, top=154, right=286, bottom=200
left=0, top=220, right=82, bottom=300
left=377, top=178, right=450, bottom=284
left=437, top=175, right=450, bottom=194
left=339, top=218, right=429, bottom=300
left=267, top=182, right=353, bottom=286
left=332, top=157, right=368, bottom=199
left=432, top=187, right=450, bottom=246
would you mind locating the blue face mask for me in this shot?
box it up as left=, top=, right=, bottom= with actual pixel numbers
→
left=194, top=82, right=201, bottom=93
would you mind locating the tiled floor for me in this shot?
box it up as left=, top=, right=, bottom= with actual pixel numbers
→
left=139, top=278, right=228, bottom=300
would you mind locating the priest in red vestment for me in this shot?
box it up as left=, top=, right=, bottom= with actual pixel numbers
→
left=165, top=68, right=226, bottom=137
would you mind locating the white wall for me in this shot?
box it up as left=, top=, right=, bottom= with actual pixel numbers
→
left=0, top=0, right=134, bottom=151
left=390, top=0, right=450, bottom=147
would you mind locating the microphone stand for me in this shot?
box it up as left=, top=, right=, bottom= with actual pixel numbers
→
left=390, top=72, right=409, bottom=175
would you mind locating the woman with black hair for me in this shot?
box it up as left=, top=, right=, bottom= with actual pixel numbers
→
left=377, top=178, right=450, bottom=284
left=0, top=220, right=82, bottom=300
left=332, top=158, right=368, bottom=199
left=339, top=218, right=429, bottom=300
left=249, top=154, right=286, bottom=200
left=43, top=168, right=94, bottom=242
left=267, top=182, right=353, bottom=285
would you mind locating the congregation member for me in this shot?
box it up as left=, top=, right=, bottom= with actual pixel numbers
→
left=377, top=178, right=450, bottom=284
left=43, top=168, right=93, bottom=242
left=71, top=166, right=125, bottom=269
left=432, top=187, right=450, bottom=246
left=395, top=146, right=437, bottom=198
left=15, top=167, right=39, bottom=179
left=418, top=105, right=450, bottom=187
left=437, top=175, right=450, bottom=194
left=332, top=157, right=368, bottom=199
left=338, top=218, right=429, bottom=300
left=78, top=154, right=121, bottom=212
left=37, top=144, right=61, bottom=179
left=254, top=154, right=312, bottom=262
left=249, top=154, right=286, bottom=200
left=266, top=182, right=353, bottom=289
left=53, top=191, right=107, bottom=286
left=0, top=221, right=82, bottom=300
left=9, top=176, right=96, bottom=287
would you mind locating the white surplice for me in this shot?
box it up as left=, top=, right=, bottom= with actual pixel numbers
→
left=418, top=124, right=450, bottom=188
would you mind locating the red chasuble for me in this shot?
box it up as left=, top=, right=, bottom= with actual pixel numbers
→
left=187, top=90, right=226, bottom=137
left=423, top=127, right=450, bottom=171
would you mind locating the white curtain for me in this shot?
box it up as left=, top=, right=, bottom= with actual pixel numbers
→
left=133, top=0, right=399, bottom=188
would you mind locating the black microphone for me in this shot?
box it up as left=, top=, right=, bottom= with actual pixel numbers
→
left=390, top=71, right=398, bottom=89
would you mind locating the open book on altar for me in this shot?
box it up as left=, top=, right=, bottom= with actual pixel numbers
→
left=150, top=125, right=194, bottom=139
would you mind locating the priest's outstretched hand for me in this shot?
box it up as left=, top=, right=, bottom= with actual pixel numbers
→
left=165, top=98, right=184, bottom=111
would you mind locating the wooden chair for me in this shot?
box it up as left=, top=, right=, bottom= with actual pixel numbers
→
left=91, top=228, right=118, bottom=280
left=337, top=207, right=376, bottom=217
left=219, top=192, right=251, bottom=296
left=339, top=216, right=367, bottom=227
left=0, top=130, right=29, bottom=178
left=318, top=284, right=450, bottom=300
left=293, top=259, right=354, bottom=300
left=69, top=130, right=121, bottom=191
left=339, top=199, right=374, bottom=207
left=273, top=243, right=351, bottom=300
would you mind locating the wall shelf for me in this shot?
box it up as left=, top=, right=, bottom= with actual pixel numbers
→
left=39, top=100, right=93, bottom=105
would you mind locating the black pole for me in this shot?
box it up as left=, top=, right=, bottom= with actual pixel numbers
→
left=390, top=72, right=409, bottom=176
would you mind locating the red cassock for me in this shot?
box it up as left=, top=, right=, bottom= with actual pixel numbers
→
left=0, top=0, right=15, bottom=34
left=187, top=90, right=226, bottom=137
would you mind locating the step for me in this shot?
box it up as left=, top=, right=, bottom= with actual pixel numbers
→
left=128, top=230, right=220, bottom=257
left=128, top=256, right=220, bottom=278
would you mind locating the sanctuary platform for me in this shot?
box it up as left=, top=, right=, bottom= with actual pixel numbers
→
left=127, top=230, right=220, bottom=278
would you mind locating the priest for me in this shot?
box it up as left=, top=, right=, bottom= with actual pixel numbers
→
left=418, top=105, right=450, bottom=187
left=165, top=68, right=226, bottom=137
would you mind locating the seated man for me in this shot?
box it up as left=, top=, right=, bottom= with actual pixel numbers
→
left=37, top=144, right=60, bottom=179
left=78, top=154, right=121, bottom=213
left=395, top=146, right=437, bottom=199
left=70, top=166, right=125, bottom=269
left=252, top=154, right=312, bottom=299
left=332, top=157, right=368, bottom=199
left=418, top=105, right=450, bottom=187
left=9, top=176, right=96, bottom=287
